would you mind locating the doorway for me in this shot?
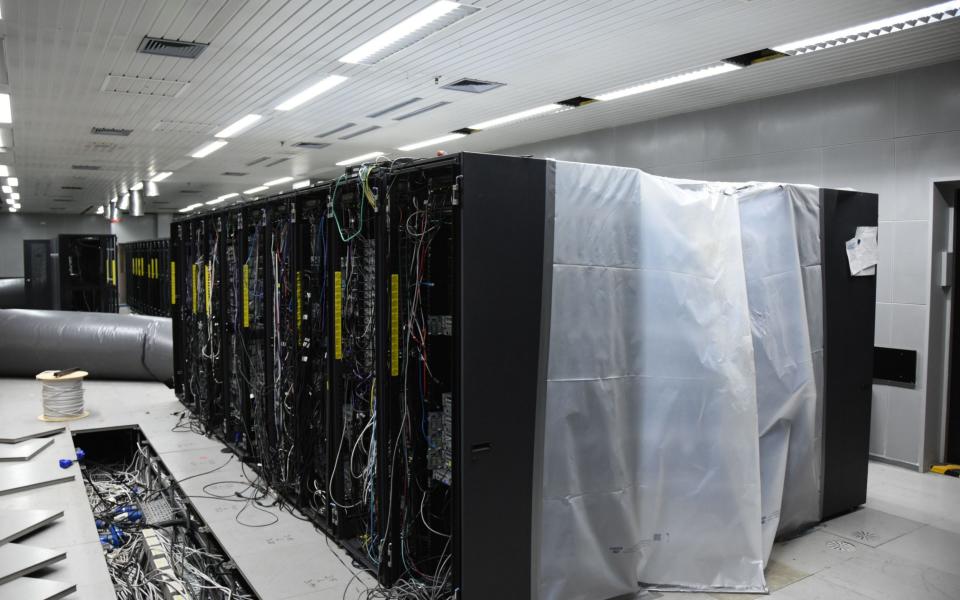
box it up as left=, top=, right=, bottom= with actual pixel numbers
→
left=948, top=188, right=960, bottom=463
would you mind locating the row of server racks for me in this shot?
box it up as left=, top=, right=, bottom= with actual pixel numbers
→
left=172, top=153, right=548, bottom=598
left=121, top=239, right=172, bottom=317
left=23, top=234, right=119, bottom=312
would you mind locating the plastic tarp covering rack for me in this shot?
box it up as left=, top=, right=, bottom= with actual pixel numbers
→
left=540, top=161, right=765, bottom=598
left=0, top=309, right=173, bottom=382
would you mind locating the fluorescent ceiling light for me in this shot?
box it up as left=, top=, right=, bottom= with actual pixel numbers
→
left=10, top=192, right=19, bottom=200
left=595, top=63, right=741, bottom=102
left=292, top=179, right=311, bottom=190
left=0, top=166, right=8, bottom=177
left=215, top=114, right=263, bottom=138
left=7, top=177, right=17, bottom=187
left=0, top=94, right=10, bottom=124
left=339, top=1, right=479, bottom=65
left=335, top=152, right=386, bottom=166
left=1, top=186, right=10, bottom=194
left=244, top=186, right=269, bottom=194
left=190, top=140, right=228, bottom=158
left=96, top=205, right=104, bottom=214
left=469, top=104, right=567, bottom=130
left=219, top=193, right=240, bottom=200
left=398, top=133, right=466, bottom=152
left=206, top=198, right=225, bottom=205
left=178, top=206, right=195, bottom=213
left=774, top=1, right=960, bottom=55
left=7, top=208, right=14, bottom=213
left=4, top=198, right=12, bottom=205
left=275, top=75, right=348, bottom=111
left=12, top=202, right=20, bottom=209
left=151, top=171, right=172, bottom=182
left=264, top=176, right=294, bottom=186
left=130, top=182, right=144, bottom=191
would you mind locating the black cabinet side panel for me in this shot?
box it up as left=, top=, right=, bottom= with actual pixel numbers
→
left=458, top=154, right=547, bottom=598
left=820, top=189, right=878, bottom=520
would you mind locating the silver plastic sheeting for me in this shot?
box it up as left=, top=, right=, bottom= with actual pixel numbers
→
left=540, top=161, right=764, bottom=599
left=0, top=309, right=173, bottom=382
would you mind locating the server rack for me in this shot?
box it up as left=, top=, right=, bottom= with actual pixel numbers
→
left=25, top=235, right=118, bottom=312
left=121, top=239, right=171, bottom=317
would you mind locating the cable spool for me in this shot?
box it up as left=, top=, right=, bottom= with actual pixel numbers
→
left=35, top=370, right=91, bottom=422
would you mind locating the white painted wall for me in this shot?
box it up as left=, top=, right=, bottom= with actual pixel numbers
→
left=498, top=59, right=960, bottom=469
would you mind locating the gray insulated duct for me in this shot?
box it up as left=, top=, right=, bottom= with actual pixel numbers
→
left=0, top=309, right=173, bottom=382
left=0, top=278, right=26, bottom=308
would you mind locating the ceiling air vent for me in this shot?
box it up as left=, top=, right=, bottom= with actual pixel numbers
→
left=179, top=190, right=202, bottom=194
left=394, top=101, right=450, bottom=121
left=339, top=125, right=381, bottom=140
left=317, top=123, right=355, bottom=138
left=246, top=157, right=270, bottom=167
left=723, top=48, right=788, bottom=67
left=61, top=186, right=83, bottom=190
left=293, top=142, right=331, bottom=150
left=222, top=172, right=247, bottom=177
left=441, top=78, right=504, bottom=93
left=367, top=98, right=422, bottom=118
left=72, top=165, right=101, bottom=171
left=53, top=198, right=73, bottom=203
left=137, top=36, right=209, bottom=59
left=91, top=127, right=133, bottom=137
left=265, top=158, right=290, bottom=167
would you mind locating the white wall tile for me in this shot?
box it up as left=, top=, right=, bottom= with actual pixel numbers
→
left=877, top=221, right=895, bottom=303
left=607, top=120, right=658, bottom=170
left=821, top=141, right=896, bottom=220
left=893, top=131, right=960, bottom=222
left=647, top=162, right=704, bottom=180
left=874, top=302, right=894, bottom=346
left=703, top=101, right=761, bottom=160
left=755, top=87, right=824, bottom=153
left=654, top=112, right=706, bottom=166
left=896, top=61, right=960, bottom=138
left=890, top=303, right=928, bottom=353
left=884, top=386, right=923, bottom=466
left=891, top=220, right=931, bottom=305
left=821, top=75, right=896, bottom=146
left=871, top=386, right=889, bottom=456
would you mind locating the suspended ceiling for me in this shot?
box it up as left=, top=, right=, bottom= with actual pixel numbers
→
left=1, top=0, right=959, bottom=214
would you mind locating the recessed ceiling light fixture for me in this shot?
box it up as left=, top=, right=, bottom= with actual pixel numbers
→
left=4, top=198, right=12, bottom=205
left=96, top=206, right=105, bottom=215
left=0, top=94, right=11, bottom=124
left=335, top=152, right=386, bottom=167
left=178, top=203, right=203, bottom=213
left=190, top=140, right=229, bottom=158
left=205, top=198, right=225, bottom=205
left=774, top=0, right=960, bottom=55
left=468, top=104, right=568, bottom=130
left=275, top=75, right=348, bottom=111
left=339, top=1, right=480, bottom=65
left=151, top=171, right=173, bottom=182
left=1, top=186, right=10, bottom=194
left=12, top=202, right=21, bottom=209
left=7, top=208, right=15, bottom=213
left=0, top=166, right=7, bottom=177
left=398, top=133, right=467, bottom=152
left=243, top=186, right=269, bottom=195
left=7, top=177, right=18, bottom=187
left=10, top=192, right=19, bottom=200
left=215, top=114, right=263, bottom=138
left=264, top=176, right=294, bottom=186
left=292, top=179, right=311, bottom=190
left=595, top=63, right=741, bottom=102
left=219, top=193, right=240, bottom=200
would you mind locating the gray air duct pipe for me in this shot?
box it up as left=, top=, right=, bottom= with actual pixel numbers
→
left=0, top=309, right=173, bottom=382
left=0, top=278, right=26, bottom=308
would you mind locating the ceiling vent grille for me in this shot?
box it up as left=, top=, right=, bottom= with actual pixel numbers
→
left=339, top=125, right=381, bottom=140
left=394, top=101, right=450, bottom=121
left=293, top=142, right=331, bottom=150
left=179, top=190, right=202, bottom=194
left=72, top=165, right=101, bottom=171
left=367, top=98, right=422, bottom=118
left=101, top=74, right=190, bottom=98
left=441, top=78, right=504, bottom=93
left=137, top=36, right=209, bottom=59
left=61, top=186, right=83, bottom=190
left=222, top=171, right=247, bottom=177
left=52, top=198, right=73, bottom=203
left=246, top=157, right=270, bottom=167
left=265, top=158, right=290, bottom=167
left=91, top=127, right=133, bottom=137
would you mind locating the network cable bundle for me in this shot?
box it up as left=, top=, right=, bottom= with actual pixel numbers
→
left=172, top=153, right=877, bottom=599
left=121, top=238, right=171, bottom=317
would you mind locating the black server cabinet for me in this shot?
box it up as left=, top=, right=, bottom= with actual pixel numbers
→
left=55, top=234, right=118, bottom=312
left=819, top=189, right=878, bottom=520
left=382, top=153, right=551, bottom=598
left=23, top=239, right=54, bottom=309
left=121, top=239, right=171, bottom=316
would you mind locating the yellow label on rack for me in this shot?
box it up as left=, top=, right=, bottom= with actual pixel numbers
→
left=242, top=265, right=250, bottom=328
left=334, top=270, right=343, bottom=360
left=296, top=271, right=303, bottom=342
left=170, top=262, right=176, bottom=305
left=205, top=265, right=212, bottom=315
left=192, top=264, right=198, bottom=314
left=391, top=274, right=399, bottom=377
left=154, top=258, right=159, bottom=279
left=112, top=259, right=117, bottom=286
left=106, top=259, right=110, bottom=283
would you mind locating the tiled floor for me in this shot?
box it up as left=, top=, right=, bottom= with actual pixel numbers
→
left=2, top=377, right=958, bottom=599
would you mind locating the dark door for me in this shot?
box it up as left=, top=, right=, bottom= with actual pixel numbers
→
left=23, top=239, right=53, bottom=309
left=947, top=190, right=960, bottom=464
